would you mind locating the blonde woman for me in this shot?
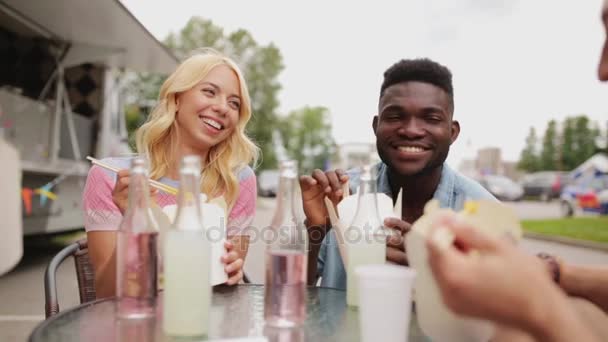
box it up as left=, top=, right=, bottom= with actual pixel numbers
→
left=82, top=49, right=259, bottom=298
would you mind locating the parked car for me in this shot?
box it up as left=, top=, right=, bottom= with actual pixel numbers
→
left=477, top=175, right=524, bottom=201
left=258, top=169, right=280, bottom=197
left=520, top=171, right=570, bottom=201
left=560, top=174, right=608, bottom=217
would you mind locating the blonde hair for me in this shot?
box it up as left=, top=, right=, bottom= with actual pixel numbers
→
left=136, top=48, right=259, bottom=208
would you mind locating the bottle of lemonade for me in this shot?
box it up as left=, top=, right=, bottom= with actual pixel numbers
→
left=346, top=164, right=389, bottom=307
left=163, top=155, right=211, bottom=337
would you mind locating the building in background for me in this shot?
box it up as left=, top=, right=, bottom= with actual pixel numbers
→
left=476, top=147, right=503, bottom=176
left=458, top=146, right=523, bottom=181
left=502, top=161, right=524, bottom=181
left=458, top=158, right=478, bottom=179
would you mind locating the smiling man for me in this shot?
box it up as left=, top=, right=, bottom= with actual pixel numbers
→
left=300, top=58, right=495, bottom=288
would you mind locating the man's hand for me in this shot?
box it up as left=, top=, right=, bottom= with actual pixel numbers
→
left=385, top=217, right=411, bottom=265
left=301, top=169, right=348, bottom=285
left=299, top=169, right=349, bottom=228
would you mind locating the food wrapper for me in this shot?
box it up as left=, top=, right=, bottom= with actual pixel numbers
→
left=405, top=199, right=522, bottom=342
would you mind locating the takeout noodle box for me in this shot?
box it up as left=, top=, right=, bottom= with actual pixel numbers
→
left=324, top=183, right=400, bottom=268
left=405, top=199, right=522, bottom=342
left=151, top=194, right=229, bottom=286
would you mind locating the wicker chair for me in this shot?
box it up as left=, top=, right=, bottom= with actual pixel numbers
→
left=44, top=238, right=96, bottom=318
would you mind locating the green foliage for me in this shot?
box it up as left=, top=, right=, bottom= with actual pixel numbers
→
left=124, top=104, right=150, bottom=151
left=540, top=120, right=558, bottom=170
left=128, top=73, right=165, bottom=103
left=595, top=121, right=608, bottom=154
left=560, top=115, right=600, bottom=170
left=125, top=17, right=285, bottom=170
left=517, top=127, right=540, bottom=172
left=519, top=115, right=603, bottom=172
left=561, top=117, right=575, bottom=170
left=277, top=106, right=336, bottom=174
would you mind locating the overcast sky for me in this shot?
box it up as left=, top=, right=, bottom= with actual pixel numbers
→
left=121, top=0, right=607, bottom=167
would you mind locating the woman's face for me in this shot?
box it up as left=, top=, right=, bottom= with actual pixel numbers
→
left=175, top=64, right=242, bottom=153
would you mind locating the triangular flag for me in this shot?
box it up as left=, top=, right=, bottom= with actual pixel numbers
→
left=22, top=188, right=33, bottom=215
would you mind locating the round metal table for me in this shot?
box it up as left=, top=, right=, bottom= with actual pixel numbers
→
left=30, top=285, right=427, bottom=341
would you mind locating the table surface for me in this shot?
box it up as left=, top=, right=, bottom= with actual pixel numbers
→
left=30, top=284, right=428, bottom=342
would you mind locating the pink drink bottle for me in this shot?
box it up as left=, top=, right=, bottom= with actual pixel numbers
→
left=116, top=157, right=159, bottom=319
left=264, top=160, right=308, bottom=327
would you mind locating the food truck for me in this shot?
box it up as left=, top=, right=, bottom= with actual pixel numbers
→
left=0, top=0, right=177, bottom=275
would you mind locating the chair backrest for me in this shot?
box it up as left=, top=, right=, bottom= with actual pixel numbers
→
left=72, top=239, right=96, bottom=304
left=44, top=238, right=96, bottom=318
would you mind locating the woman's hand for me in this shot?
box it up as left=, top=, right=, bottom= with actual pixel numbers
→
left=222, top=240, right=244, bottom=285
left=111, top=169, right=157, bottom=214
left=111, top=170, right=130, bottom=214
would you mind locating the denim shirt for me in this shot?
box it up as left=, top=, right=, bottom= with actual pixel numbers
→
left=317, top=162, right=496, bottom=289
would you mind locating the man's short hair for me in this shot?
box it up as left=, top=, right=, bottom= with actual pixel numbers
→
left=380, top=58, right=454, bottom=110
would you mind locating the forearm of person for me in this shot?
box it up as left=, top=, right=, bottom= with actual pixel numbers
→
left=526, top=287, right=600, bottom=342
left=306, top=223, right=327, bottom=286
left=87, top=231, right=117, bottom=299
left=560, top=264, right=608, bottom=312
left=93, top=254, right=117, bottom=299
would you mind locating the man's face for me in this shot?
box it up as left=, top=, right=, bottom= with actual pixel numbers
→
left=600, top=6, right=608, bottom=81
left=373, top=81, right=460, bottom=177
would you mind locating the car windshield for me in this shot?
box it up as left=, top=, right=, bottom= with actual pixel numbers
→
left=590, top=175, right=608, bottom=190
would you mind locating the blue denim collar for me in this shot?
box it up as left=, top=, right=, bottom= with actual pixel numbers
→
left=351, top=162, right=456, bottom=208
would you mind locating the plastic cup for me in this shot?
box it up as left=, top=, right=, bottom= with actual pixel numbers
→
left=356, top=264, right=416, bottom=342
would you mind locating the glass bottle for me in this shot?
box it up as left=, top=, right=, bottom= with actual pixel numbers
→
left=116, top=157, right=159, bottom=319
left=264, top=160, right=308, bottom=327
left=163, top=155, right=211, bottom=337
left=345, top=164, right=389, bottom=307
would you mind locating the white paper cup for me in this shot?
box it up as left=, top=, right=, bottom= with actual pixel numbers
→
left=356, top=264, right=416, bottom=342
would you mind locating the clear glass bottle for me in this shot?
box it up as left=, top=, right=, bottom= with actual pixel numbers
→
left=163, top=155, right=211, bottom=337
left=116, top=157, right=159, bottom=319
left=264, top=160, right=308, bottom=327
left=345, top=164, right=389, bottom=307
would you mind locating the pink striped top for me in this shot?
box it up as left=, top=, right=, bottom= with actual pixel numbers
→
left=82, top=157, right=257, bottom=236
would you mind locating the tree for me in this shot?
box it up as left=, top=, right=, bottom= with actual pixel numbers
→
left=560, top=115, right=600, bottom=170
left=574, top=116, right=597, bottom=161
left=561, top=117, right=575, bottom=170
left=126, top=17, right=284, bottom=170
left=277, top=106, right=336, bottom=174
left=595, top=120, right=608, bottom=154
left=540, top=120, right=559, bottom=170
left=518, top=127, right=540, bottom=172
